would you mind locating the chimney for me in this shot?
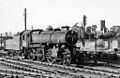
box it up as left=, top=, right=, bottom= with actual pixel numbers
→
left=24, top=8, right=27, bottom=31
left=31, top=26, right=33, bottom=30
left=101, top=20, right=106, bottom=32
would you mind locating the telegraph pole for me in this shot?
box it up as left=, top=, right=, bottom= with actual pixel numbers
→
left=1, top=34, right=2, bottom=48
left=83, top=15, right=87, bottom=29
left=24, top=8, right=27, bottom=30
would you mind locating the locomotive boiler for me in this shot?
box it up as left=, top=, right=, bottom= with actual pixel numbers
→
left=31, top=30, right=78, bottom=45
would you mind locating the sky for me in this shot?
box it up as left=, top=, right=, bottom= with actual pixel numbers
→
left=0, top=0, right=120, bottom=35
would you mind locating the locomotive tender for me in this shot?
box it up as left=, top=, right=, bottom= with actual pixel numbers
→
left=4, top=27, right=78, bottom=65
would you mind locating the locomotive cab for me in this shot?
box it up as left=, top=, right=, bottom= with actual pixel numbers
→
left=20, top=30, right=31, bottom=49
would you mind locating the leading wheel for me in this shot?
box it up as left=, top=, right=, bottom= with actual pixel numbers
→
left=63, top=54, right=71, bottom=66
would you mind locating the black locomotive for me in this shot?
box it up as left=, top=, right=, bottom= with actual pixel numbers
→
left=4, top=27, right=78, bottom=65
left=3, top=26, right=118, bottom=65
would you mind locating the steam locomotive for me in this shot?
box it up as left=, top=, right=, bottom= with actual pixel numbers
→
left=4, top=27, right=79, bottom=65
left=3, top=26, right=118, bottom=65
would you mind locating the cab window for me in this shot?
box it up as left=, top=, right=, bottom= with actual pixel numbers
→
left=27, top=34, right=29, bottom=37
left=23, top=35, right=25, bottom=40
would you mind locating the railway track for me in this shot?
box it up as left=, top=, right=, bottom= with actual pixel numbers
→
left=0, top=57, right=119, bottom=78
left=0, top=61, right=56, bottom=78
left=0, top=68, right=43, bottom=78
left=0, top=58, right=83, bottom=78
